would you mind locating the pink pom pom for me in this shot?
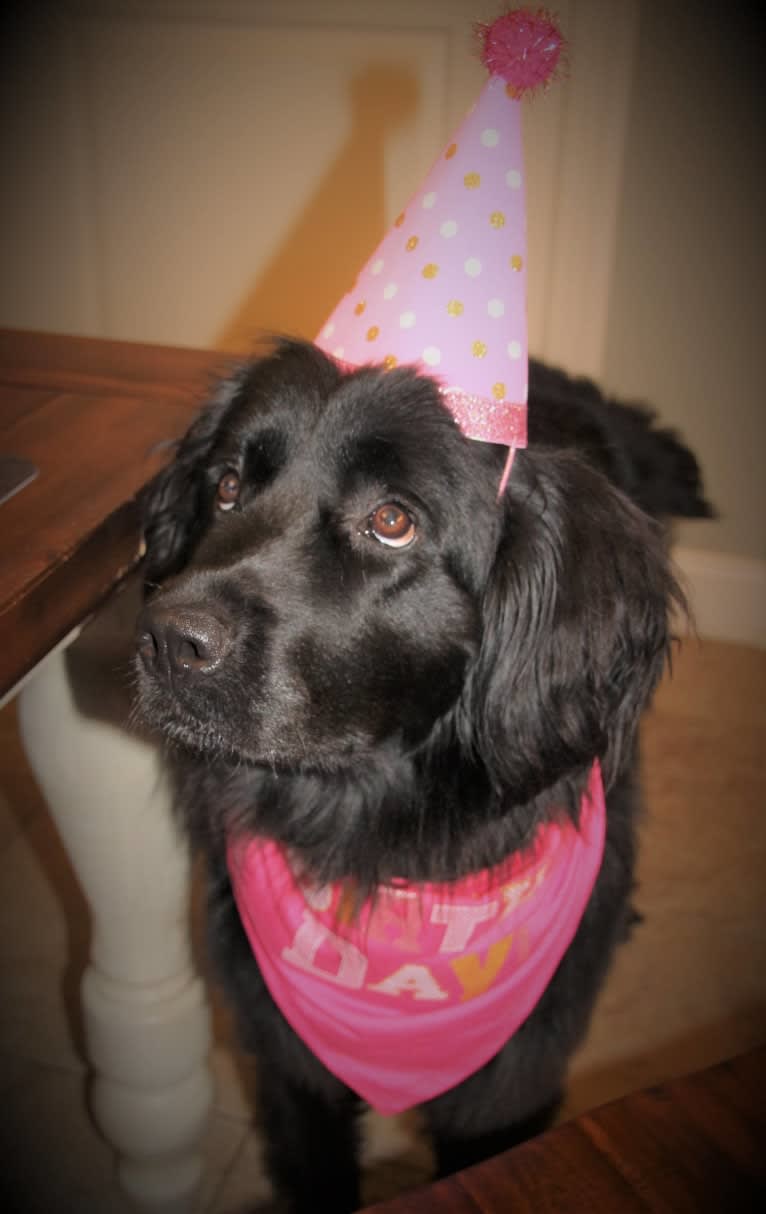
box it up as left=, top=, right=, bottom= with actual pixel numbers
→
left=478, top=8, right=564, bottom=96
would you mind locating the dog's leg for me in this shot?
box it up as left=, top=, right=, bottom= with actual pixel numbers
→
left=426, top=1094, right=562, bottom=1177
left=256, top=1060, right=361, bottom=1214
left=203, top=861, right=362, bottom=1211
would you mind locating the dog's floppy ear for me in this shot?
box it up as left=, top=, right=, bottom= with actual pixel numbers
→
left=463, top=450, right=684, bottom=797
left=140, top=369, right=246, bottom=587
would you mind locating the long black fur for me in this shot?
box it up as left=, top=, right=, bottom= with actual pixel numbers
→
left=136, top=339, right=710, bottom=1212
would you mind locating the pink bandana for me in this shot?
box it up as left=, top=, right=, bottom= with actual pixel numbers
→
left=227, top=764, right=605, bottom=1115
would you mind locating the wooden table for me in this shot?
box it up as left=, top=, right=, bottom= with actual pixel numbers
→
left=366, top=1047, right=766, bottom=1212
left=0, top=328, right=226, bottom=696
left=0, top=329, right=231, bottom=1209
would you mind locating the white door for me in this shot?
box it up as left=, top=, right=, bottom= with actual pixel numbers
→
left=2, top=0, right=637, bottom=379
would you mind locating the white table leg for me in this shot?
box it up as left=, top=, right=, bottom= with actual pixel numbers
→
left=17, top=580, right=212, bottom=1210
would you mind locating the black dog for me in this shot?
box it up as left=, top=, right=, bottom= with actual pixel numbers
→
left=136, top=339, right=710, bottom=1212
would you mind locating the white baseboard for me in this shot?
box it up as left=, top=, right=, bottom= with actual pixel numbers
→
left=672, top=547, right=766, bottom=649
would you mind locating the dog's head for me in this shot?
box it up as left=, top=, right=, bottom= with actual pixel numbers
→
left=137, top=339, right=680, bottom=828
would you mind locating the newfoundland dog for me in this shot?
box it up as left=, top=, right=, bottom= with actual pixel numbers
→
left=135, top=338, right=710, bottom=1212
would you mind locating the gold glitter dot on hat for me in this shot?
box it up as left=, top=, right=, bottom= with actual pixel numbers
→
left=383, top=354, right=397, bottom=370
left=366, top=325, right=380, bottom=341
left=492, top=382, right=506, bottom=400
left=406, top=236, right=419, bottom=252
left=490, top=211, right=506, bottom=228
left=511, top=254, right=523, bottom=272
left=472, top=340, right=488, bottom=358
left=394, top=212, right=405, bottom=228
left=445, top=143, right=457, bottom=159
left=354, top=301, right=366, bottom=316
left=422, top=263, right=439, bottom=279
left=464, top=172, right=481, bottom=190
left=447, top=299, right=464, bottom=317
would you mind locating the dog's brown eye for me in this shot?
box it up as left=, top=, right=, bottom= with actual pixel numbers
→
left=216, top=470, right=241, bottom=512
left=368, top=503, right=416, bottom=548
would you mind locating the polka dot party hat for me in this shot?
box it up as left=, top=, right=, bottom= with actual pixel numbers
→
left=316, top=8, right=564, bottom=486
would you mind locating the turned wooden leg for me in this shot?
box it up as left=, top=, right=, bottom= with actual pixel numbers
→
left=17, top=581, right=212, bottom=1210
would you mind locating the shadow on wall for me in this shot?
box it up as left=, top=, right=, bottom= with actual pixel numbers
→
left=216, top=64, right=420, bottom=352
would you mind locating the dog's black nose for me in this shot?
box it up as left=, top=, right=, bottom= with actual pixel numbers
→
left=137, top=605, right=233, bottom=677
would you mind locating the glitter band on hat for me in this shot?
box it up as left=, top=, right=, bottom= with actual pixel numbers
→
left=315, top=8, right=564, bottom=461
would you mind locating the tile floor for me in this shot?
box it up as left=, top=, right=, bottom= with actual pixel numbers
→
left=1, top=636, right=764, bottom=1212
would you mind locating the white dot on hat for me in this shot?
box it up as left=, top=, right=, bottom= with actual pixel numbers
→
left=422, top=346, right=441, bottom=366
left=506, top=169, right=522, bottom=189
left=488, top=298, right=505, bottom=318
left=323, top=322, right=335, bottom=339
left=481, top=128, right=499, bottom=147
left=464, top=257, right=482, bottom=278
left=383, top=283, right=398, bottom=300
left=440, top=220, right=458, bottom=238
left=508, top=340, right=522, bottom=359
left=422, top=192, right=437, bottom=209
left=400, top=311, right=416, bottom=329
left=333, top=345, right=345, bottom=358
left=371, top=259, right=384, bottom=275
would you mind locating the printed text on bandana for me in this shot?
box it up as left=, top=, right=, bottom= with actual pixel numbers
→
left=281, top=869, right=547, bottom=1003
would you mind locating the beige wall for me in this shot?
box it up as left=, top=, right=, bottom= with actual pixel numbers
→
left=602, top=1, right=764, bottom=561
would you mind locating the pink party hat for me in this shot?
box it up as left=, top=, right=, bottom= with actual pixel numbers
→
left=316, top=8, right=564, bottom=491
